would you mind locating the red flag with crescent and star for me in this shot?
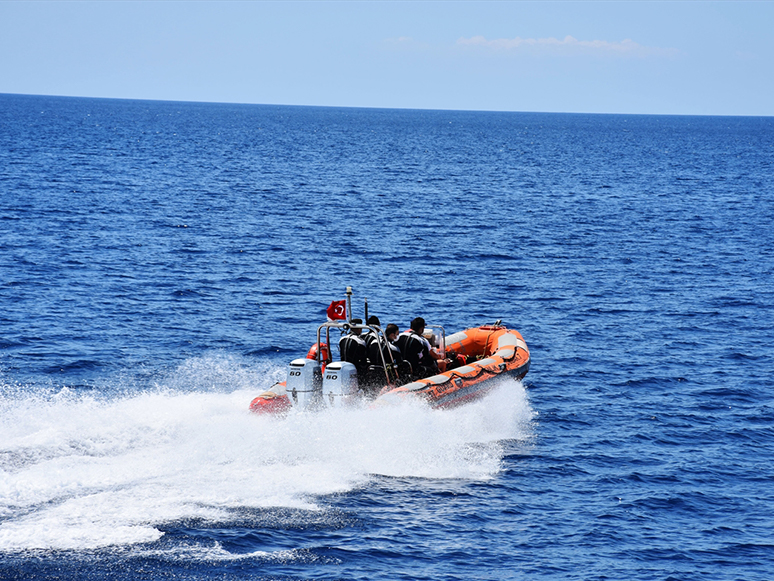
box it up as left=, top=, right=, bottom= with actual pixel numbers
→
left=326, top=300, right=347, bottom=321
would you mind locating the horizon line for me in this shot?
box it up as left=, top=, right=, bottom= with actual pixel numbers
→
left=2, top=91, right=771, bottom=119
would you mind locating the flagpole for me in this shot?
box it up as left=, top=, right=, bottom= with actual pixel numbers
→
left=345, top=286, right=353, bottom=324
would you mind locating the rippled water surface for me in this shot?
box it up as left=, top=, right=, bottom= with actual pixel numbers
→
left=1, top=94, right=773, bottom=579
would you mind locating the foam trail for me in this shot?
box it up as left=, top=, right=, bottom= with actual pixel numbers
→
left=0, top=357, right=534, bottom=552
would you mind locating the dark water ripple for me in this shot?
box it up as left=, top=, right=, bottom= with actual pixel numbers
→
left=1, top=94, right=774, bottom=579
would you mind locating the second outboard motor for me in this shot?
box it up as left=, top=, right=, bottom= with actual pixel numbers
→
left=322, top=361, right=359, bottom=408
left=286, top=358, right=322, bottom=410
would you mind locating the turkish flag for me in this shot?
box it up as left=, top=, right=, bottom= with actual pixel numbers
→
left=326, top=300, right=347, bottom=320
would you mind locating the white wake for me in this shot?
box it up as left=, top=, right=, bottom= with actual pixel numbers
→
left=0, top=354, right=534, bottom=551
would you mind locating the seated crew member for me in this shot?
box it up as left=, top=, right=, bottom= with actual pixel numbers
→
left=384, top=323, right=403, bottom=364
left=339, top=318, right=368, bottom=374
left=368, top=322, right=402, bottom=367
left=362, top=315, right=402, bottom=394
left=385, top=323, right=413, bottom=385
left=364, top=315, right=382, bottom=364
left=396, top=317, right=437, bottom=379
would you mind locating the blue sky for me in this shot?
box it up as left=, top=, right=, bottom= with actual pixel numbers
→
left=1, top=1, right=772, bottom=115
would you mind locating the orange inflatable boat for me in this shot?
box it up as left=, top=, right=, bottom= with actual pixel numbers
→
left=249, top=320, right=529, bottom=415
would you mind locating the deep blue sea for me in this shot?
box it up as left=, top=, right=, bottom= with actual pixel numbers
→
left=1, top=93, right=773, bottom=580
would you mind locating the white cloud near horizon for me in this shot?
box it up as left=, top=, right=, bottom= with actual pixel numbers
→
left=457, top=35, right=679, bottom=58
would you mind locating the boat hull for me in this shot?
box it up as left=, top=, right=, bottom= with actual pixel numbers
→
left=249, top=390, right=292, bottom=415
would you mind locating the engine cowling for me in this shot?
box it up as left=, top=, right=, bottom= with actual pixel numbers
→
left=322, top=361, right=359, bottom=408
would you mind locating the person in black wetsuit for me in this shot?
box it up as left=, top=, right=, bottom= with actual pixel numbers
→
left=384, top=323, right=403, bottom=365
left=364, top=315, right=381, bottom=365
left=361, top=315, right=402, bottom=394
left=396, top=317, right=437, bottom=380
left=339, top=318, right=368, bottom=374
left=367, top=322, right=402, bottom=367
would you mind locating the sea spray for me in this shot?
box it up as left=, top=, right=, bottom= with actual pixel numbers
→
left=0, top=358, right=533, bottom=552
